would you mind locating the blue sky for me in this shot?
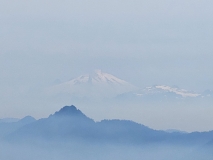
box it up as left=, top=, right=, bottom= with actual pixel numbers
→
left=1, top=0, right=213, bottom=131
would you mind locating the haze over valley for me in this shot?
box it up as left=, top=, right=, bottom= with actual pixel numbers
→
left=1, top=105, right=213, bottom=160
left=1, top=69, right=213, bottom=132
left=1, top=0, right=213, bottom=159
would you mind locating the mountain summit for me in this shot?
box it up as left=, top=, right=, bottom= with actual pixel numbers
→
left=71, top=69, right=132, bottom=86
left=46, top=70, right=137, bottom=99
left=52, top=105, right=89, bottom=120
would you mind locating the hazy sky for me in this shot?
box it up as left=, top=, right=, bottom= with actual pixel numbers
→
left=1, top=0, right=213, bottom=131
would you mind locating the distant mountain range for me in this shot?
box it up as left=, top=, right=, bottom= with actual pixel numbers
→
left=116, top=85, right=213, bottom=102
left=45, top=70, right=212, bottom=101
left=0, top=116, right=35, bottom=139
left=2, top=105, right=213, bottom=159
left=3, top=105, right=213, bottom=146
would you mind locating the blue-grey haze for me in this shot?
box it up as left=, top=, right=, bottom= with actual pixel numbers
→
left=0, top=0, right=213, bottom=131
left=1, top=106, right=213, bottom=160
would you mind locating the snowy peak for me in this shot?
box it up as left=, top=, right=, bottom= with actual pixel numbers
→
left=67, top=70, right=131, bottom=86
left=92, top=70, right=129, bottom=85
left=153, top=85, right=200, bottom=97
left=46, top=70, right=137, bottom=98
left=46, top=70, right=204, bottom=100
left=143, top=85, right=200, bottom=98
left=116, top=85, right=201, bottom=101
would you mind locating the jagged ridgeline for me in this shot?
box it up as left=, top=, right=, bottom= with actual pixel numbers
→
left=2, top=105, right=213, bottom=147
left=5, top=105, right=161, bottom=144
left=1, top=105, right=213, bottom=160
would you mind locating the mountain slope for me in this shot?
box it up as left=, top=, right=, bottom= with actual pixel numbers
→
left=116, top=85, right=201, bottom=102
left=0, top=116, right=36, bottom=139
left=6, top=106, right=96, bottom=142
left=46, top=70, right=137, bottom=99
left=6, top=105, right=164, bottom=144
left=5, top=105, right=213, bottom=147
left=2, top=105, right=213, bottom=160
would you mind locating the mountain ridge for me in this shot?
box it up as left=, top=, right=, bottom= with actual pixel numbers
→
left=45, top=70, right=212, bottom=101
left=4, top=105, right=213, bottom=148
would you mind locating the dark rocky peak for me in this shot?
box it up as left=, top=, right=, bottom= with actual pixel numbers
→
left=51, top=105, right=92, bottom=122
left=54, top=105, right=82, bottom=116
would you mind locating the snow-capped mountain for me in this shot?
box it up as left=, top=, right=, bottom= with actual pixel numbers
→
left=46, top=70, right=137, bottom=99
left=116, top=85, right=201, bottom=101
left=45, top=70, right=211, bottom=102
left=142, top=85, right=200, bottom=98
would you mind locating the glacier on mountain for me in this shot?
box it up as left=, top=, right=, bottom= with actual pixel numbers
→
left=154, top=85, right=200, bottom=97
left=45, top=70, right=137, bottom=98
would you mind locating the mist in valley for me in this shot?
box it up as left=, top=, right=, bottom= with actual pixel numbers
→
left=1, top=134, right=213, bottom=160
left=1, top=105, right=213, bottom=160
